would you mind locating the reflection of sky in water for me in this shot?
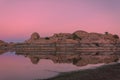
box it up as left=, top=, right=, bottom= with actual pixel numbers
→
left=1, top=52, right=16, bottom=56
left=0, top=52, right=105, bottom=80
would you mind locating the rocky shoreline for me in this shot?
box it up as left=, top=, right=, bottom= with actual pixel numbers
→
left=0, top=30, right=120, bottom=51
left=43, top=62, right=120, bottom=80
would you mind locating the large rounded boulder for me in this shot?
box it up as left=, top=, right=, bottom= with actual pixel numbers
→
left=25, top=32, right=40, bottom=43
left=72, top=30, right=88, bottom=40
left=30, top=32, right=40, bottom=40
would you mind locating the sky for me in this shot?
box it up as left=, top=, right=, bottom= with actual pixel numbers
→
left=0, top=0, right=120, bottom=42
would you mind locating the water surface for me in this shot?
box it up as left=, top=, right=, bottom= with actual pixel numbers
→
left=0, top=51, right=106, bottom=80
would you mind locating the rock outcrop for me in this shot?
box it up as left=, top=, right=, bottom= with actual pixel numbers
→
left=51, top=33, right=73, bottom=40
left=24, top=30, right=120, bottom=44
left=0, top=40, right=6, bottom=45
left=0, top=40, right=8, bottom=48
left=72, top=31, right=120, bottom=43
left=25, top=32, right=40, bottom=43
left=73, top=30, right=88, bottom=39
left=30, top=32, right=40, bottom=40
left=13, top=30, right=120, bottom=53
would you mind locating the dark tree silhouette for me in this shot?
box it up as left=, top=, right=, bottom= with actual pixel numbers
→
left=45, top=37, right=50, bottom=40
left=105, top=32, right=109, bottom=35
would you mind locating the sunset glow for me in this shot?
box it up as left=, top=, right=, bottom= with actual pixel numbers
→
left=0, top=0, right=120, bottom=42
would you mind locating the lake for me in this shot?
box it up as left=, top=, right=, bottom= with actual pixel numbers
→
left=0, top=51, right=107, bottom=80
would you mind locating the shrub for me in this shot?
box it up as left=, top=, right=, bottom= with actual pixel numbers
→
left=45, top=37, right=50, bottom=40
left=105, top=32, right=108, bottom=35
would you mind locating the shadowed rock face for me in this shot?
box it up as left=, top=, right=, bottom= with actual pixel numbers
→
left=51, top=33, right=73, bottom=40
left=73, top=30, right=88, bottom=39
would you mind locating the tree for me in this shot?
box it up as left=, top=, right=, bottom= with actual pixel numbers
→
left=105, top=32, right=108, bottom=35
left=45, top=37, right=50, bottom=40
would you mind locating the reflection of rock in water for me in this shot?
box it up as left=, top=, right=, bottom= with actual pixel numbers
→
left=73, top=57, right=81, bottom=65
left=0, top=50, right=7, bottom=55
left=29, top=56, right=40, bottom=64
left=74, top=55, right=119, bottom=66
left=15, top=51, right=120, bottom=66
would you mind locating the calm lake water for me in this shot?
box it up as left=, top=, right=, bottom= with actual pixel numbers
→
left=0, top=51, right=105, bottom=80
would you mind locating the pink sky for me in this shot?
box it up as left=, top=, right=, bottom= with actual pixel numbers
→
left=0, top=0, right=120, bottom=42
